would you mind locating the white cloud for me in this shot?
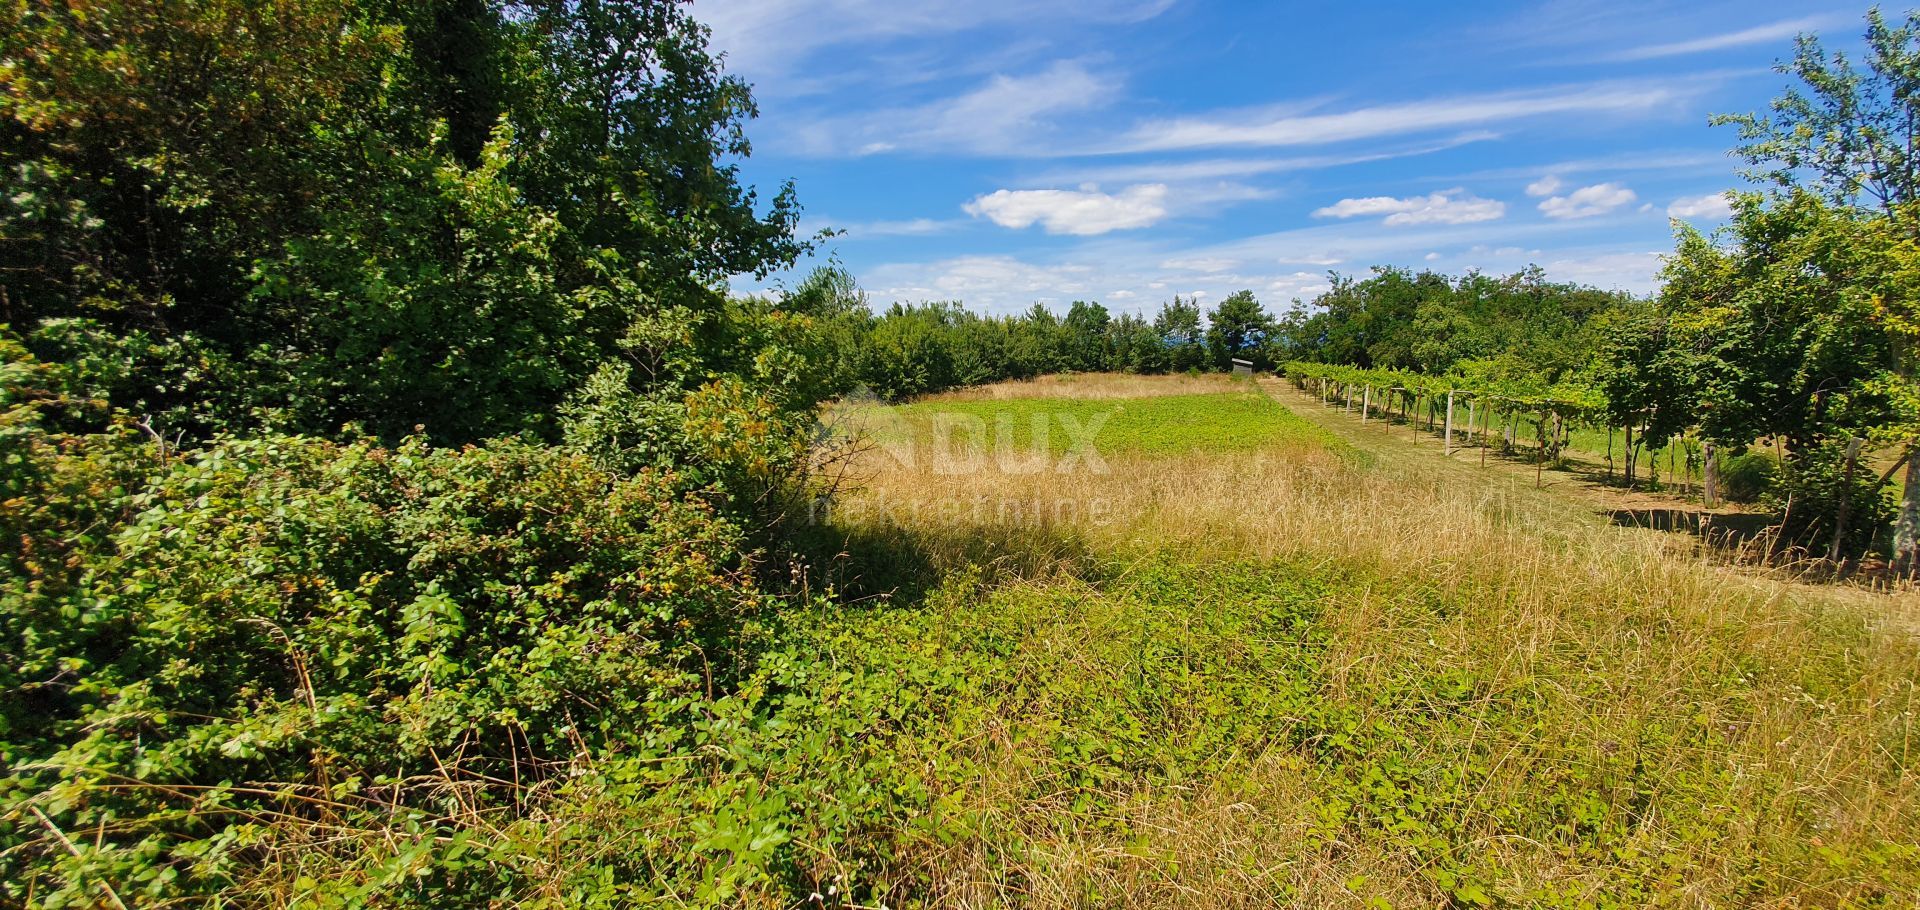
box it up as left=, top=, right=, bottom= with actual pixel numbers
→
left=1525, top=175, right=1564, bottom=197
left=697, top=0, right=1173, bottom=88
left=1667, top=191, right=1735, bottom=220
left=866, top=255, right=1097, bottom=307
left=1113, top=80, right=1690, bottom=153
left=1313, top=188, right=1506, bottom=226
left=851, top=209, right=1675, bottom=314
left=1537, top=182, right=1637, bottom=219
left=840, top=217, right=960, bottom=237
left=1424, top=252, right=1443, bottom=262
left=1539, top=251, right=1665, bottom=292
left=964, top=183, right=1169, bottom=235
left=789, top=60, right=1119, bottom=156
left=1608, top=15, right=1841, bottom=62
left=1033, top=132, right=1499, bottom=185
left=1267, top=272, right=1333, bottom=301
left=1159, top=256, right=1239, bottom=272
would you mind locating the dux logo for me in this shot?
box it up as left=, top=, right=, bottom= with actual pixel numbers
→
left=870, top=410, right=1112, bottom=475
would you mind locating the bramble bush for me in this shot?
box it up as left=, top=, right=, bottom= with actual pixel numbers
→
left=0, top=335, right=856, bottom=904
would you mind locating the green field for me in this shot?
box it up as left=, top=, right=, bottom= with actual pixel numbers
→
left=878, top=390, right=1353, bottom=458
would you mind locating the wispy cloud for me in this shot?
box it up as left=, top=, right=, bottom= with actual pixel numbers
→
left=786, top=60, right=1118, bottom=156
left=1607, top=15, right=1842, bottom=62
left=859, top=216, right=1666, bottom=314
left=1110, top=80, right=1694, bottom=154
left=847, top=217, right=962, bottom=237
left=1314, top=189, right=1506, bottom=226
left=697, top=0, right=1173, bottom=88
left=1435, top=150, right=1730, bottom=185
left=1029, top=133, right=1498, bottom=185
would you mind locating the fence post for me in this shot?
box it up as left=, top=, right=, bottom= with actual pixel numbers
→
left=1361, top=385, right=1371, bottom=422
left=1444, top=391, right=1455, bottom=455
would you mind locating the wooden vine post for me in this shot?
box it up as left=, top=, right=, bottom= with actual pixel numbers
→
left=1361, top=385, right=1371, bottom=422
left=1444, top=390, right=1455, bottom=455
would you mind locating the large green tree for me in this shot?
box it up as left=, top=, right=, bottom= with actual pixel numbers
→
left=1705, top=8, right=1920, bottom=565
left=1155, top=296, right=1208, bottom=372
left=0, top=0, right=808, bottom=443
left=1204, top=290, right=1273, bottom=370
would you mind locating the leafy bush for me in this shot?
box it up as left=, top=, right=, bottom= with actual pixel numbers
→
left=1716, top=449, right=1780, bottom=503
left=0, top=410, right=785, bottom=903
left=1765, top=441, right=1894, bottom=559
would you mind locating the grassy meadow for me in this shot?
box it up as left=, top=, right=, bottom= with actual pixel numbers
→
left=752, top=373, right=1920, bottom=908
left=870, top=388, right=1349, bottom=459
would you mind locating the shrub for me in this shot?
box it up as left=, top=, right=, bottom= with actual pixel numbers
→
left=1717, top=449, right=1780, bottom=503
left=1764, top=441, right=1894, bottom=559
left=1, top=419, right=784, bottom=904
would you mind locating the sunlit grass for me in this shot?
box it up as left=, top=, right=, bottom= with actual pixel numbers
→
left=868, top=389, right=1350, bottom=460
left=796, top=372, right=1920, bottom=908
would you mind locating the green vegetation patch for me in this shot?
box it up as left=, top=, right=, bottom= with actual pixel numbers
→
left=571, top=549, right=1920, bottom=907
left=720, top=553, right=1920, bottom=907
left=880, top=390, right=1351, bottom=459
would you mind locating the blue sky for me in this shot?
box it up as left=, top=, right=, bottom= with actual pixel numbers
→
left=695, top=0, right=1865, bottom=315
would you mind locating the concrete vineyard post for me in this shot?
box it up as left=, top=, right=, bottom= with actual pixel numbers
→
left=1702, top=440, right=1718, bottom=508
left=1606, top=426, right=1615, bottom=483
left=1444, top=391, right=1455, bottom=455
left=1480, top=402, right=1490, bottom=467
left=1897, top=450, right=1920, bottom=575
left=1827, top=436, right=1865, bottom=564
left=1362, top=385, right=1371, bottom=422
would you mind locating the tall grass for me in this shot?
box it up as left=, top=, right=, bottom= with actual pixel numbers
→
left=814, top=374, right=1920, bottom=908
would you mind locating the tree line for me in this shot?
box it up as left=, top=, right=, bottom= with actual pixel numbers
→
left=774, top=273, right=1286, bottom=400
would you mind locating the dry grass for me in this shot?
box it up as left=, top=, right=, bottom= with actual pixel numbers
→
left=916, top=372, right=1247, bottom=402
left=825, top=374, right=1920, bottom=908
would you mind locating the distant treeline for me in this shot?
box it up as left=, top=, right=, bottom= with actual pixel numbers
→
left=790, top=264, right=1639, bottom=401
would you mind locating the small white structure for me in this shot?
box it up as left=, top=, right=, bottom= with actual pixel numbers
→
left=1230, top=358, right=1254, bottom=378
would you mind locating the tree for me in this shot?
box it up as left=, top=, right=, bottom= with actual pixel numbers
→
left=1205, top=290, right=1275, bottom=370
left=1155, top=297, right=1208, bottom=372
left=1062, top=300, right=1113, bottom=372
left=1715, top=9, right=1920, bottom=220
left=1593, top=310, right=1700, bottom=487
left=0, top=0, right=811, bottom=443
left=1711, top=10, right=1920, bottom=564
left=1660, top=193, right=1900, bottom=557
